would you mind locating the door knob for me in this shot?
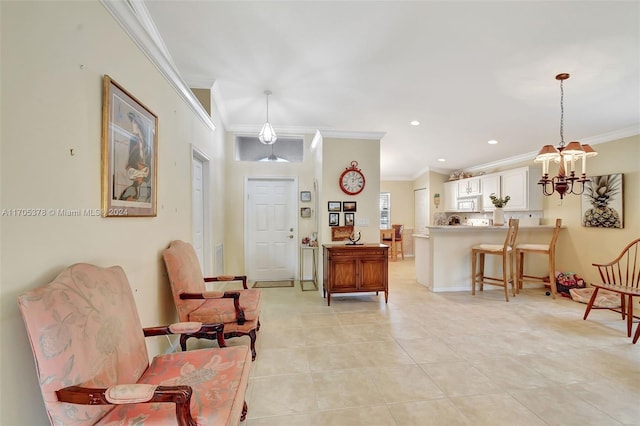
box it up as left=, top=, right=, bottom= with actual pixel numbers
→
left=289, top=235, right=294, bottom=239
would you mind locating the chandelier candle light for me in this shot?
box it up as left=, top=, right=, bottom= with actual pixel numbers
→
left=258, top=90, right=277, bottom=145
left=535, top=73, right=597, bottom=199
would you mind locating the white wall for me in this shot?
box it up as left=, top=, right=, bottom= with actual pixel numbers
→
left=0, top=1, right=226, bottom=423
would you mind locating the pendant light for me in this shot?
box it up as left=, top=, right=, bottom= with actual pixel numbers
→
left=535, top=73, right=597, bottom=199
left=258, top=90, right=277, bottom=145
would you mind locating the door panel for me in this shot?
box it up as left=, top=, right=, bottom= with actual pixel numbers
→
left=247, top=179, right=297, bottom=281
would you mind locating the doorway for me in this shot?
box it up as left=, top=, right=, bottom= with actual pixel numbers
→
left=192, top=147, right=212, bottom=275
left=245, top=178, right=298, bottom=282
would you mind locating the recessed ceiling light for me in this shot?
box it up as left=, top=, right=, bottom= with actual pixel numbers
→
left=488, top=140, right=498, bottom=145
left=410, top=120, right=420, bottom=126
left=437, top=158, right=446, bottom=162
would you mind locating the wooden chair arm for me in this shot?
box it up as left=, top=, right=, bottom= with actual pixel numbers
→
left=179, top=292, right=245, bottom=325
left=143, top=323, right=224, bottom=337
left=204, top=275, right=248, bottom=289
left=56, top=385, right=197, bottom=426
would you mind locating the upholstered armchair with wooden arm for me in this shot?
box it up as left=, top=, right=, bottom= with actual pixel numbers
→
left=17, top=263, right=252, bottom=426
left=162, top=240, right=262, bottom=360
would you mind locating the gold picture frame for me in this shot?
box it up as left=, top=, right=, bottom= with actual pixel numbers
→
left=101, top=75, right=158, bottom=217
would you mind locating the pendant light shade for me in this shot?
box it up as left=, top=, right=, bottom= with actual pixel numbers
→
left=258, top=90, right=277, bottom=145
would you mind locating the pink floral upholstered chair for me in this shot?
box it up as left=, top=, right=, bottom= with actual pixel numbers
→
left=162, top=240, right=262, bottom=360
left=18, top=263, right=252, bottom=426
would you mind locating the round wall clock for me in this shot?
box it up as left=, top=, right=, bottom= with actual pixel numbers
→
left=339, top=161, right=366, bottom=195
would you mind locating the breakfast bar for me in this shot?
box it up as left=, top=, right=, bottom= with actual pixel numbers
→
left=414, top=224, right=560, bottom=292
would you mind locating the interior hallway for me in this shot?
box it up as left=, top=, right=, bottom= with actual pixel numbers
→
left=225, top=259, right=640, bottom=425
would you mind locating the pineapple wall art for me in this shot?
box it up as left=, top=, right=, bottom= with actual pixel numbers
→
left=581, top=174, right=624, bottom=228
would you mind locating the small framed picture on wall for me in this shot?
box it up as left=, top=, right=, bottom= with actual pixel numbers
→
left=328, top=201, right=341, bottom=212
left=300, top=207, right=311, bottom=218
left=344, top=212, right=354, bottom=226
left=342, top=201, right=357, bottom=212
left=300, top=191, right=311, bottom=202
left=329, top=212, right=340, bottom=226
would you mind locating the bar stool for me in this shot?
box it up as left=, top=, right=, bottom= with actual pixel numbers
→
left=515, top=218, right=562, bottom=299
left=471, top=218, right=519, bottom=302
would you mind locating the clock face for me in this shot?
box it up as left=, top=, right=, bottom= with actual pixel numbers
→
left=340, top=168, right=365, bottom=195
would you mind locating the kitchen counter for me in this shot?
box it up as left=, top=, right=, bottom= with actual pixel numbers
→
left=427, top=225, right=557, bottom=231
left=414, top=225, right=563, bottom=292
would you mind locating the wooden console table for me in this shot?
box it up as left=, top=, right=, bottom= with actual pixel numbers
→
left=322, top=244, right=389, bottom=306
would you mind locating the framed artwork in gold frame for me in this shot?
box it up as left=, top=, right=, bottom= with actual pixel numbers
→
left=101, top=75, right=158, bottom=217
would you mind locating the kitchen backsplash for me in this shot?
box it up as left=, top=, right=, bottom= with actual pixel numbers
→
left=441, top=210, right=544, bottom=226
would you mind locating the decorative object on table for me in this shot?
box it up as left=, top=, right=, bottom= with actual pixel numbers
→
left=301, top=236, right=310, bottom=245
left=490, top=193, right=510, bottom=226
left=339, top=160, right=366, bottom=195
left=329, top=212, right=340, bottom=226
left=328, top=201, right=341, bottom=212
left=300, top=207, right=311, bottom=218
left=258, top=89, right=277, bottom=144
left=331, top=225, right=354, bottom=241
left=344, top=212, right=355, bottom=226
left=347, top=231, right=362, bottom=245
left=101, top=75, right=158, bottom=217
left=342, top=201, right=357, bottom=212
left=534, top=73, right=597, bottom=199
left=300, top=191, right=311, bottom=202
left=581, top=174, right=623, bottom=228
left=433, top=193, right=440, bottom=208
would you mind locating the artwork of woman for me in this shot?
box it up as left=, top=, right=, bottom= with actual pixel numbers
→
left=120, top=112, right=152, bottom=202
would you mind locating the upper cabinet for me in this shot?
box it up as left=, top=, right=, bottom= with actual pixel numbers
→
left=480, top=173, right=500, bottom=210
left=443, top=181, right=458, bottom=212
left=481, top=166, right=542, bottom=211
left=457, top=177, right=481, bottom=197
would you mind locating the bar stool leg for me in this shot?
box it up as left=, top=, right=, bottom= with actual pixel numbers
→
left=479, top=253, right=485, bottom=291
left=471, top=250, right=477, bottom=295
left=502, top=251, right=509, bottom=302
left=548, top=251, right=557, bottom=299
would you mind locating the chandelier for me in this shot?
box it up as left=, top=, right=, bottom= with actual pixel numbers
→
left=258, top=90, right=277, bottom=145
left=535, top=73, right=597, bottom=199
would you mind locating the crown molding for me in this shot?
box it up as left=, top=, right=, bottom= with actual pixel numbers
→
left=318, top=130, right=386, bottom=140
left=100, top=0, right=215, bottom=131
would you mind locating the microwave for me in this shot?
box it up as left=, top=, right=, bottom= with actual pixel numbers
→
left=457, top=197, right=480, bottom=212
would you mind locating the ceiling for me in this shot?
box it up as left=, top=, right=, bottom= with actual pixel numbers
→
left=144, top=1, right=640, bottom=180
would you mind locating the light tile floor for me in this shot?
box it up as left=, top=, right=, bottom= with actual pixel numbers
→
left=231, top=259, right=640, bottom=425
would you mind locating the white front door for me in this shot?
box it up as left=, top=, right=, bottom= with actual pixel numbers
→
left=246, top=178, right=297, bottom=281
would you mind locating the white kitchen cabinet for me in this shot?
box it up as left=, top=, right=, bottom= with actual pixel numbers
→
left=481, top=173, right=500, bottom=211
left=443, top=181, right=458, bottom=212
left=482, top=166, right=542, bottom=211
left=457, top=177, right=481, bottom=197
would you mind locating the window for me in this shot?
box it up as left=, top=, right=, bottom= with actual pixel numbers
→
left=234, top=135, right=304, bottom=162
left=380, top=192, right=391, bottom=229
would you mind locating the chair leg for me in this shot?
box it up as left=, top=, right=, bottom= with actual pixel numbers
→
left=248, top=329, right=257, bottom=361
left=626, top=295, right=634, bottom=338
left=583, top=287, right=601, bottom=320
left=515, top=250, right=522, bottom=294
left=471, top=251, right=477, bottom=295
left=509, top=252, right=516, bottom=297
left=479, top=253, right=485, bottom=291
left=502, top=251, right=509, bottom=302
left=241, top=401, right=248, bottom=422
left=633, top=320, right=640, bottom=344
left=548, top=251, right=557, bottom=299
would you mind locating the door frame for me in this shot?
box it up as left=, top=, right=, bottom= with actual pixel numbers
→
left=244, top=176, right=299, bottom=281
left=191, top=145, right=213, bottom=275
